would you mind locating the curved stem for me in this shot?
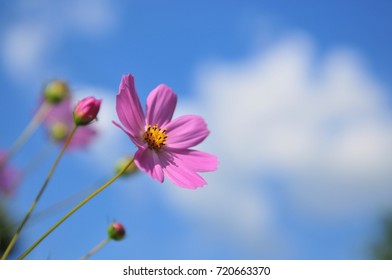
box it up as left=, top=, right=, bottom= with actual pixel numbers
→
left=7, top=144, right=53, bottom=194
left=0, top=101, right=51, bottom=169
left=5, top=173, right=112, bottom=233
left=21, top=175, right=107, bottom=228
left=18, top=157, right=134, bottom=260
left=21, top=143, right=53, bottom=182
left=80, top=237, right=110, bottom=260
left=1, top=125, right=78, bottom=260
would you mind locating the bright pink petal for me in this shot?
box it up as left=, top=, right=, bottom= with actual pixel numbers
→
left=134, top=148, right=164, bottom=182
left=146, top=84, right=177, bottom=127
left=159, top=151, right=207, bottom=189
left=165, top=148, right=218, bottom=172
left=116, top=74, right=145, bottom=138
left=165, top=115, right=209, bottom=149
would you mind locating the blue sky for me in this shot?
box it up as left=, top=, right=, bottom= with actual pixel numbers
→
left=1, top=0, right=392, bottom=259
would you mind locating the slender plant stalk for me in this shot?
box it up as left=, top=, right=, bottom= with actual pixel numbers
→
left=21, top=143, right=53, bottom=181
left=80, top=237, right=110, bottom=260
left=5, top=174, right=115, bottom=232
left=6, top=144, right=53, bottom=195
left=18, top=157, right=134, bottom=260
left=0, top=101, right=51, bottom=169
left=6, top=177, right=102, bottom=232
left=0, top=144, right=52, bottom=202
left=23, top=176, right=106, bottom=228
left=1, top=125, right=78, bottom=260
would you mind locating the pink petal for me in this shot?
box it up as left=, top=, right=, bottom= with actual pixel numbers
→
left=134, top=148, right=164, bottom=183
left=112, top=121, right=145, bottom=148
left=116, top=74, right=145, bottom=138
left=146, top=84, right=177, bottom=127
left=160, top=151, right=207, bottom=189
left=165, top=148, right=218, bottom=172
left=165, top=115, right=209, bottom=149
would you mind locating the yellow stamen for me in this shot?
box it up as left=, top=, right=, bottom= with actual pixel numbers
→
left=143, top=124, right=167, bottom=150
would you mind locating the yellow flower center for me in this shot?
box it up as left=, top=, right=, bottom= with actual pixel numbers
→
left=143, top=124, right=167, bottom=150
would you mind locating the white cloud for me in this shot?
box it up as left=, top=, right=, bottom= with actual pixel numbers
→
left=59, top=0, right=117, bottom=36
left=165, top=168, right=282, bottom=255
left=1, top=0, right=118, bottom=82
left=2, top=23, right=51, bottom=78
left=192, top=34, right=392, bottom=222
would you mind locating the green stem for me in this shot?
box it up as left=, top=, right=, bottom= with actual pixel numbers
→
left=21, top=176, right=106, bottom=228
left=80, top=237, right=111, bottom=260
left=0, top=101, right=51, bottom=169
left=1, top=125, right=78, bottom=260
left=7, top=144, right=53, bottom=195
left=21, top=143, right=53, bottom=182
left=6, top=176, right=103, bottom=232
left=17, top=157, right=134, bottom=260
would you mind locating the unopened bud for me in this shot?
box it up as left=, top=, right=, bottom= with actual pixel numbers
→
left=114, top=156, right=138, bottom=176
left=50, top=122, right=69, bottom=141
left=107, top=222, right=126, bottom=241
left=73, top=96, right=102, bottom=126
left=43, top=80, right=70, bottom=104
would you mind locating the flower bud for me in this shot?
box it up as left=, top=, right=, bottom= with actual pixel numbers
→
left=107, top=222, right=126, bottom=241
left=73, top=97, right=102, bottom=126
left=43, top=80, right=70, bottom=104
left=114, top=156, right=138, bottom=176
left=50, top=122, right=69, bottom=141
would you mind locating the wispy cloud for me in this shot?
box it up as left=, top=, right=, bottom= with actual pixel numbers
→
left=2, top=23, right=51, bottom=80
left=1, top=0, right=118, bottom=83
left=195, top=33, right=392, bottom=219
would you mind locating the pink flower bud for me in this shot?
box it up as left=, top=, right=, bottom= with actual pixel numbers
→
left=73, top=97, right=102, bottom=126
left=107, top=222, right=126, bottom=241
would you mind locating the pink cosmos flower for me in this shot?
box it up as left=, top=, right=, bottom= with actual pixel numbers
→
left=113, top=74, right=218, bottom=189
left=43, top=98, right=98, bottom=149
left=0, top=151, right=20, bottom=196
